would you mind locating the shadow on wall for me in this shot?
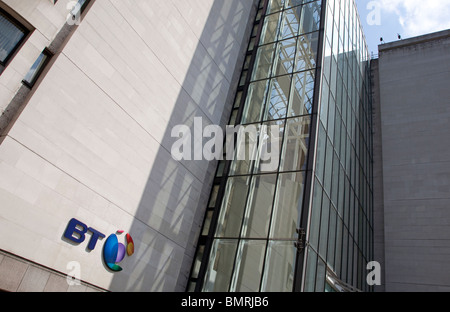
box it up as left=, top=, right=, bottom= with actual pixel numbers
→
left=108, top=0, right=257, bottom=292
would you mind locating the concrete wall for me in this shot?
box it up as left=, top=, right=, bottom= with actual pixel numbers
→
left=0, top=0, right=257, bottom=291
left=0, top=0, right=72, bottom=132
left=377, top=30, right=450, bottom=291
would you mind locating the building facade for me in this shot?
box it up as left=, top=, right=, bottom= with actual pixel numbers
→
left=372, top=29, right=450, bottom=292
left=187, top=0, right=373, bottom=292
left=1, top=0, right=448, bottom=293
left=0, top=0, right=258, bottom=291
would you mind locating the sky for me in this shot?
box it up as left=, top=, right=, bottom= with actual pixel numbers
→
left=354, top=0, right=450, bottom=55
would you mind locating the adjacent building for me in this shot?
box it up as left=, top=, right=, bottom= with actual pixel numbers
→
left=372, top=29, right=450, bottom=292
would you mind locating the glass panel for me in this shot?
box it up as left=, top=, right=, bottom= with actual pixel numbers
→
left=299, top=1, right=322, bottom=35
left=273, top=39, right=296, bottom=76
left=334, top=217, right=343, bottom=277
left=315, top=123, right=326, bottom=183
left=0, top=11, right=26, bottom=63
left=252, top=44, right=277, bottom=81
left=202, top=210, right=214, bottom=236
left=261, top=241, right=296, bottom=292
left=190, top=245, right=204, bottom=279
left=285, top=0, right=303, bottom=9
left=216, top=160, right=225, bottom=177
left=295, top=31, right=319, bottom=72
left=315, top=258, right=326, bottom=292
left=327, top=206, right=337, bottom=269
left=254, top=119, right=284, bottom=173
left=280, top=116, right=311, bottom=172
left=323, top=138, right=333, bottom=195
left=319, top=193, right=330, bottom=259
left=320, top=79, right=329, bottom=124
left=260, top=12, right=281, bottom=45
left=242, top=80, right=269, bottom=124
left=267, top=0, right=285, bottom=14
left=229, top=109, right=238, bottom=126
left=202, top=239, right=238, bottom=292
left=23, top=51, right=48, bottom=85
left=309, top=179, right=322, bottom=250
left=288, top=70, right=315, bottom=117
left=228, top=124, right=259, bottom=175
left=230, top=240, right=267, bottom=292
left=215, top=176, right=250, bottom=237
left=208, top=185, right=220, bottom=208
left=279, top=7, right=300, bottom=40
left=241, top=174, right=278, bottom=238
left=264, top=75, right=291, bottom=121
left=234, top=91, right=243, bottom=108
left=304, top=248, right=318, bottom=292
left=270, top=172, right=305, bottom=239
left=239, top=70, right=248, bottom=87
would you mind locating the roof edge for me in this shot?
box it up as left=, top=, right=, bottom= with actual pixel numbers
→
left=378, top=29, right=450, bottom=53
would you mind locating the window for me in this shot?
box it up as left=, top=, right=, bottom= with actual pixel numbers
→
left=23, top=49, right=52, bottom=88
left=0, top=8, right=29, bottom=70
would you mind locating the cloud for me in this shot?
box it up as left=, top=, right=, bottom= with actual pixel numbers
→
left=379, top=0, right=450, bottom=37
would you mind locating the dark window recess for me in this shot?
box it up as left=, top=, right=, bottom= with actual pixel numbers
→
left=22, top=48, right=52, bottom=88
left=0, top=8, right=29, bottom=70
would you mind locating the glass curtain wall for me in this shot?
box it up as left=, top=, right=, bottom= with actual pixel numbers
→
left=187, top=0, right=322, bottom=292
left=303, top=0, right=373, bottom=292
left=187, top=0, right=373, bottom=293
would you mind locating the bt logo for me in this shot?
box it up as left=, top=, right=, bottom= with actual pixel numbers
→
left=63, top=218, right=134, bottom=272
left=103, top=230, right=134, bottom=272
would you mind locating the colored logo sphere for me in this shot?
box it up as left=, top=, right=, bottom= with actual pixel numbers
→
left=103, top=231, right=134, bottom=272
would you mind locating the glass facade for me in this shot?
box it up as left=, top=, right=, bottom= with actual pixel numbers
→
left=305, top=0, right=373, bottom=292
left=187, top=0, right=372, bottom=292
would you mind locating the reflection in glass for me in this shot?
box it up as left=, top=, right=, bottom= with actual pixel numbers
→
left=191, top=245, right=204, bottom=279
left=295, top=31, right=319, bottom=72
left=228, top=124, right=259, bottom=176
left=215, top=176, right=250, bottom=237
left=261, top=241, right=296, bottom=292
left=254, top=120, right=285, bottom=174
left=319, top=193, right=330, bottom=259
left=230, top=240, right=267, bottom=292
left=202, top=240, right=238, bottom=292
left=0, top=11, right=26, bottom=63
left=279, top=7, right=301, bottom=40
left=285, top=0, right=303, bottom=9
left=242, top=80, right=270, bottom=124
left=270, top=172, right=305, bottom=239
left=299, top=1, right=321, bottom=35
left=304, top=248, right=318, bottom=292
left=23, top=51, right=48, bottom=86
left=264, top=75, right=292, bottom=121
left=309, top=179, right=322, bottom=250
left=241, top=174, right=277, bottom=238
left=267, top=0, right=285, bottom=15
left=273, top=38, right=296, bottom=76
left=289, top=70, right=315, bottom=117
left=260, top=12, right=281, bottom=45
left=252, top=43, right=277, bottom=81
left=280, top=116, right=310, bottom=172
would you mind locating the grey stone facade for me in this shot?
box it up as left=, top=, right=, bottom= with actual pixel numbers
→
left=373, top=29, right=450, bottom=292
